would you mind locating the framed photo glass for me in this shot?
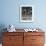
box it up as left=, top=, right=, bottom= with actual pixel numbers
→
left=20, top=5, right=34, bottom=22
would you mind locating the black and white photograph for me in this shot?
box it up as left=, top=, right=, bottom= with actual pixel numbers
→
left=20, top=5, right=34, bottom=22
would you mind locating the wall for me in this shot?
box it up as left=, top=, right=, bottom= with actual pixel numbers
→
left=0, top=0, right=46, bottom=29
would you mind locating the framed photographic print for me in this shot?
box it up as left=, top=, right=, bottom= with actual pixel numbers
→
left=20, top=5, right=34, bottom=22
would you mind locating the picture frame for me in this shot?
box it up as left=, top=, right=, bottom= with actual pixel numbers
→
left=20, top=5, right=34, bottom=22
